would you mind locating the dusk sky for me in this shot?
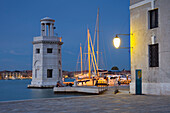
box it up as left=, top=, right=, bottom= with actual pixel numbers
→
left=0, top=0, right=130, bottom=71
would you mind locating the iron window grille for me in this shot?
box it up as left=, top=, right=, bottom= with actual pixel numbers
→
left=149, top=43, right=159, bottom=67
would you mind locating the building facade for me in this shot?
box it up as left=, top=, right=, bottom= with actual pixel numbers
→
left=28, top=17, right=63, bottom=88
left=0, top=70, right=32, bottom=79
left=130, top=0, right=170, bottom=95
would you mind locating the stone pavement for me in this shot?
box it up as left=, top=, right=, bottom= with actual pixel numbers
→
left=0, top=87, right=170, bottom=113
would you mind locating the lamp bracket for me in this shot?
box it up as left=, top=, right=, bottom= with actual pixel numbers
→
left=116, top=34, right=133, bottom=37
left=119, top=47, right=133, bottom=49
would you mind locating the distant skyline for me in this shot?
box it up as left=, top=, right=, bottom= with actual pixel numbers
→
left=0, top=0, right=130, bottom=71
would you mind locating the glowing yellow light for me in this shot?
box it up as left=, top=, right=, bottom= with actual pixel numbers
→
left=113, top=36, right=121, bottom=49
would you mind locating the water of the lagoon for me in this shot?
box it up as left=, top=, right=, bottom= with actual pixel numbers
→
left=0, top=79, right=81, bottom=102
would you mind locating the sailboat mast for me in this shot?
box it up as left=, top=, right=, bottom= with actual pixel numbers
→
left=88, top=29, right=91, bottom=79
left=97, top=8, right=99, bottom=69
left=80, top=43, right=83, bottom=75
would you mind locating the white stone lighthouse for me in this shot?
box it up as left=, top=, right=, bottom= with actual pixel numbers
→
left=28, top=17, right=63, bottom=88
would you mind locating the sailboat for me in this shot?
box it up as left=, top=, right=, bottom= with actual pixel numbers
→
left=75, top=8, right=108, bottom=86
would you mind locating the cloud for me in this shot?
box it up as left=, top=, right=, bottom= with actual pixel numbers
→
left=9, top=50, right=29, bottom=55
left=63, top=50, right=75, bottom=55
left=9, top=50, right=18, bottom=55
left=0, top=58, right=14, bottom=62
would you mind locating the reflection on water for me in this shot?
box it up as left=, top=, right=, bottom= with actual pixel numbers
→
left=0, top=79, right=82, bottom=101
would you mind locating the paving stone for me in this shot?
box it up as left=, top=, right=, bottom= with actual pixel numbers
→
left=0, top=88, right=170, bottom=113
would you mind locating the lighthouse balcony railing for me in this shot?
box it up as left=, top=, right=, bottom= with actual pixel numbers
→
left=33, top=36, right=62, bottom=42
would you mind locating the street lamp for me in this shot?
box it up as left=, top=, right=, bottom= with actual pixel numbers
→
left=113, top=34, right=133, bottom=49
left=113, top=35, right=121, bottom=49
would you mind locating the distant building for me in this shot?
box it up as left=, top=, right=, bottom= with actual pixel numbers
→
left=28, top=17, right=63, bottom=88
left=130, top=0, right=170, bottom=95
left=0, top=70, right=32, bottom=79
left=103, top=70, right=131, bottom=76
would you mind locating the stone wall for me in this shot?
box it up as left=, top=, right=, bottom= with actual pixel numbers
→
left=130, top=0, right=144, bottom=5
left=130, top=0, right=170, bottom=95
left=31, top=36, right=63, bottom=86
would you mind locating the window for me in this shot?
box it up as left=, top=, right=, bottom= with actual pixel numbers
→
left=47, top=48, right=53, bottom=53
left=35, top=69, right=37, bottom=78
left=58, top=49, right=61, bottom=54
left=59, top=60, right=61, bottom=65
left=36, top=48, right=40, bottom=54
left=59, top=69, right=61, bottom=78
left=47, top=69, right=53, bottom=78
left=149, top=9, right=158, bottom=29
left=149, top=44, right=159, bottom=67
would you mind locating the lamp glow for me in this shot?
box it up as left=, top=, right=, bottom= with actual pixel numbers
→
left=113, top=36, right=121, bottom=49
